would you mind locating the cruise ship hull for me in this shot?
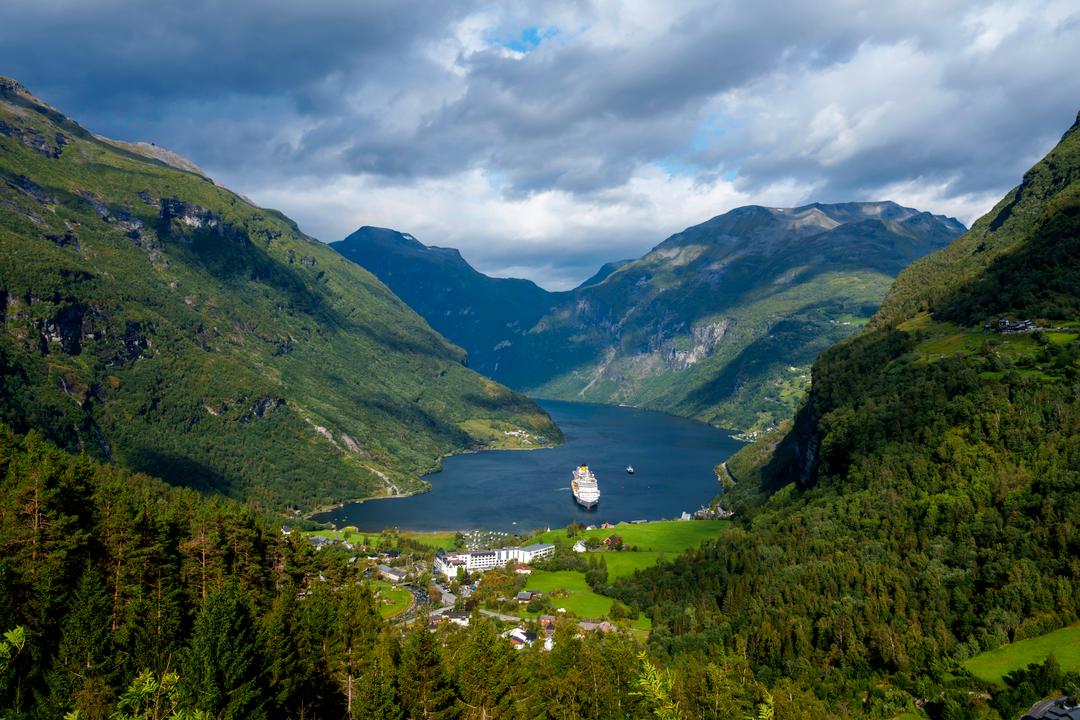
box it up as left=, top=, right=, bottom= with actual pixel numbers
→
left=571, top=464, right=600, bottom=509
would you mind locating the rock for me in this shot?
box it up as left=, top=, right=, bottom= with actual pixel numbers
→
left=105, top=320, right=152, bottom=367
left=160, top=198, right=248, bottom=244
left=36, top=304, right=94, bottom=355
left=5, top=174, right=56, bottom=204
left=241, top=396, right=284, bottom=423
left=45, top=231, right=80, bottom=249
left=0, top=119, right=65, bottom=158
left=339, top=433, right=370, bottom=457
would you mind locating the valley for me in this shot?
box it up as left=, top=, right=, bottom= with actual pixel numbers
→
left=335, top=202, right=965, bottom=434
left=314, top=399, right=741, bottom=532
left=0, top=7, right=1078, bottom=715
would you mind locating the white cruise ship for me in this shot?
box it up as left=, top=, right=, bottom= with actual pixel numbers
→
left=571, top=465, right=600, bottom=509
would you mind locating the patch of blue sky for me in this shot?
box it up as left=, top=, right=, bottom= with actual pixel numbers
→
left=654, top=157, right=740, bottom=182
left=496, top=26, right=559, bottom=53
left=655, top=156, right=699, bottom=176
left=690, top=114, right=735, bottom=152
left=485, top=170, right=509, bottom=192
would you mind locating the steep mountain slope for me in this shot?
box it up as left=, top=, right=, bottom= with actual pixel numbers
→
left=332, top=226, right=564, bottom=389
left=0, top=77, right=558, bottom=511
left=611, top=112, right=1080, bottom=715
left=338, top=203, right=964, bottom=432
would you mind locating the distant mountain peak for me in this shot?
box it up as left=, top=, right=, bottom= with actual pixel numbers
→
left=337, top=199, right=964, bottom=432
left=347, top=225, right=423, bottom=246
left=657, top=201, right=964, bottom=257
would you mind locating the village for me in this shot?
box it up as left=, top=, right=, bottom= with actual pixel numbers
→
left=294, top=514, right=731, bottom=650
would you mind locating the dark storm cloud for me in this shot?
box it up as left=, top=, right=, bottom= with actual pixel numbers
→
left=3, top=0, right=1078, bottom=287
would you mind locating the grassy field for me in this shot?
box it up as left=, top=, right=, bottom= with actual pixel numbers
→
left=521, top=570, right=651, bottom=630
left=900, top=315, right=1072, bottom=384
left=302, top=527, right=458, bottom=551
left=533, top=519, right=729, bottom=554
left=1048, top=331, right=1079, bottom=345
left=602, top=552, right=668, bottom=579
left=530, top=519, right=730, bottom=583
left=963, top=623, right=1080, bottom=684
left=525, top=570, right=614, bottom=617
left=371, top=580, right=413, bottom=619
left=516, top=520, right=729, bottom=628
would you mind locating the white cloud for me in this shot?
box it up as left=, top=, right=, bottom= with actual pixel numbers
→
left=246, top=164, right=814, bottom=290
left=5, top=0, right=1079, bottom=287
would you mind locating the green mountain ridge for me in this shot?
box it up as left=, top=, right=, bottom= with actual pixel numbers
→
left=334, top=202, right=965, bottom=432
left=609, top=111, right=1080, bottom=716
left=0, top=76, right=559, bottom=512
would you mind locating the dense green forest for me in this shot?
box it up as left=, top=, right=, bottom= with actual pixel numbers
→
left=605, top=113, right=1080, bottom=717
left=0, top=76, right=558, bottom=512
left=0, top=422, right=823, bottom=720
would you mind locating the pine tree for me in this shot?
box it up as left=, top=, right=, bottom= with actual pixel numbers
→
left=45, top=563, right=117, bottom=720
left=264, top=586, right=307, bottom=717
left=398, top=624, right=457, bottom=720
left=181, top=584, right=270, bottom=720
left=329, top=583, right=381, bottom=715
left=453, top=618, right=516, bottom=720
left=352, top=629, right=402, bottom=720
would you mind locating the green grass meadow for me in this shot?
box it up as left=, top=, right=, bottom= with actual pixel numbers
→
left=520, top=520, right=728, bottom=627
left=963, top=623, right=1080, bottom=685
left=371, top=580, right=413, bottom=619
left=533, top=518, right=729, bottom=555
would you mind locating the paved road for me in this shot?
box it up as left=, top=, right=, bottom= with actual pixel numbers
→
left=393, top=584, right=430, bottom=625
left=1024, top=695, right=1068, bottom=719
left=478, top=608, right=525, bottom=623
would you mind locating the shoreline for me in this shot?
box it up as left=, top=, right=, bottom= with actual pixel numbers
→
left=305, top=437, right=560, bottom=523
left=303, top=515, right=731, bottom=541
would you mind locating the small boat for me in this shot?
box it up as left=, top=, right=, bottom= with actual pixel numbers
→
left=626, top=464, right=634, bottom=474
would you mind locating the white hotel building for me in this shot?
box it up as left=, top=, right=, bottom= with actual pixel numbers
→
left=434, top=543, right=555, bottom=580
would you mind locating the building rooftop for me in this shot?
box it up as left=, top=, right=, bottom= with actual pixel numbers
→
left=520, top=543, right=556, bottom=552
left=1024, top=697, right=1080, bottom=720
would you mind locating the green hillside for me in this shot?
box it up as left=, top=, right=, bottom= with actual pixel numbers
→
left=609, top=112, right=1080, bottom=716
left=337, top=203, right=964, bottom=434
left=332, top=226, right=564, bottom=391
left=0, top=77, right=559, bottom=512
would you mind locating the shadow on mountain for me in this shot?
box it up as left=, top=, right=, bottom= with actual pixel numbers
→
left=935, top=193, right=1080, bottom=323
left=166, top=226, right=334, bottom=320
left=353, top=394, right=471, bottom=444
left=124, top=446, right=237, bottom=496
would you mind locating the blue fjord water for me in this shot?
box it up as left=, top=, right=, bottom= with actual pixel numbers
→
left=314, top=399, right=743, bottom=533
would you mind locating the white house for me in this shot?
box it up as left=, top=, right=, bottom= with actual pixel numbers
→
left=572, top=540, right=587, bottom=553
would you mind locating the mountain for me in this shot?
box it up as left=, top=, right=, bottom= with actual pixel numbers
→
left=0, top=77, right=559, bottom=512
left=574, top=258, right=633, bottom=289
left=337, top=203, right=965, bottom=432
left=611, top=112, right=1080, bottom=714
left=332, top=226, right=563, bottom=389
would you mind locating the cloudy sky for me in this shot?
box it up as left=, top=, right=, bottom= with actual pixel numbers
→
left=3, top=1, right=1079, bottom=289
